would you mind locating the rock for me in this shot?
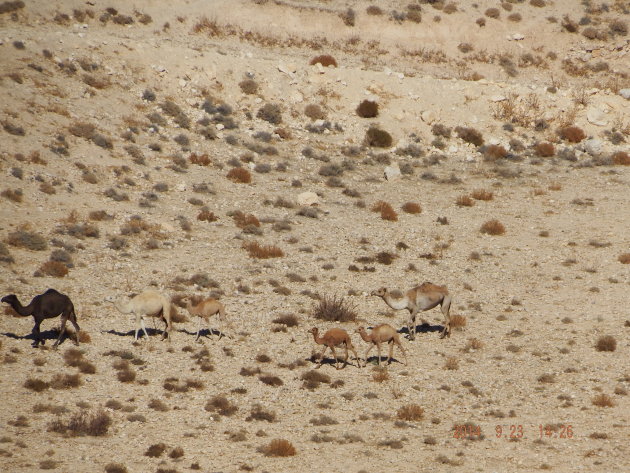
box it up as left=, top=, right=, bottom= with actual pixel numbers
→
left=297, top=191, right=319, bottom=206
left=586, top=107, right=608, bottom=126
left=384, top=164, right=401, bottom=181
left=290, top=91, right=303, bottom=103
left=619, top=89, right=630, bottom=100
left=491, top=95, right=507, bottom=102
left=512, top=33, right=525, bottom=41
left=584, top=138, right=603, bottom=156
left=421, top=110, right=435, bottom=124
left=278, top=63, right=296, bottom=75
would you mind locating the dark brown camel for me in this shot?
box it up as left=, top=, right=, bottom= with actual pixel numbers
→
left=1, top=289, right=80, bottom=348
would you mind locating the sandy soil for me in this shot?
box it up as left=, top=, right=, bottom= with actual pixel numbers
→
left=0, top=1, right=629, bottom=472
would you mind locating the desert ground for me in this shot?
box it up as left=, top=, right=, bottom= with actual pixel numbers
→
left=0, top=0, right=629, bottom=472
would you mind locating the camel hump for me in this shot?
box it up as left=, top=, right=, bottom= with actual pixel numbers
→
left=417, top=282, right=448, bottom=294
left=44, top=288, right=62, bottom=296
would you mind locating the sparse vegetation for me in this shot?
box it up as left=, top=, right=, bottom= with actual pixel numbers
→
left=312, top=294, right=357, bottom=322
left=480, top=219, right=506, bottom=235
left=595, top=335, right=616, bottom=352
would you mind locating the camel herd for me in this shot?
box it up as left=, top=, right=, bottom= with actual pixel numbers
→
left=1, top=282, right=453, bottom=369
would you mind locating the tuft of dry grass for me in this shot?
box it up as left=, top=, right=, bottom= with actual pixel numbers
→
left=483, top=144, right=507, bottom=161
left=455, top=126, right=484, bottom=146
left=401, top=202, right=422, bottom=214
left=471, top=189, right=493, bottom=201
left=559, top=126, right=586, bottom=143
left=104, top=464, right=128, bottom=473
left=618, top=253, right=630, bottom=264
left=612, top=152, right=630, bottom=165
left=7, top=230, right=47, bottom=251
left=371, top=200, right=398, bottom=221
left=227, top=167, right=251, bottom=183
left=48, top=409, right=111, bottom=436
left=50, top=373, right=82, bottom=390
left=1, top=188, right=23, bottom=203
left=310, top=55, right=337, bottom=67
left=397, top=404, right=424, bottom=421
left=24, top=378, right=50, bottom=392
left=242, top=241, right=284, bottom=259
left=365, top=126, right=393, bottom=148
left=38, top=260, right=68, bottom=278
left=312, top=294, right=357, bottom=322
left=456, top=195, right=474, bottom=207
left=356, top=100, right=378, bottom=118
left=260, top=439, right=296, bottom=457
left=450, top=315, right=467, bottom=329
left=144, top=443, right=167, bottom=457
left=444, top=357, right=459, bottom=370
left=189, top=153, right=211, bottom=166
left=595, top=335, right=616, bottom=352
left=246, top=404, right=276, bottom=422
left=272, top=314, right=298, bottom=327
left=205, top=395, right=238, bottom=416
left=535, top=142, right=555, bottom=157
left=592, top=394, right=615, bottom=407
left=480, top=219, right=506, bottom=235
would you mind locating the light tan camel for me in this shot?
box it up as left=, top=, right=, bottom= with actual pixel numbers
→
left=356, top=324, right=408, bottom=367
left=308, top=327, right=359, bottom=370
left=182, top=297, right=231, bottom=341
left=106, top=290, right=172, bottom=341
left=371, top=282, right=452, bottom=340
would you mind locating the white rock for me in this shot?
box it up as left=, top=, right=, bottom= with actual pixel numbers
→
left=421, top=110, right=435, bottom=124
left=491, top=95, right=507, bottom=102
left=315, top=63, right=325, bottom=74
left=384, top=164, right=401, bottom=181
left=297, top=192, right=319, bottom=206
left=512, top=33, right=525, bottom=40
left=586, top=107, right=608, bottom=126
left=216, top=123, right=224, bottom=130
left=619, top=88, right=630, bottom=100
left=448, top=145, right=458, bottom=153
left=278, top=63, right=296, bottom=75
left=290, top=91, right=303, bottom=103
left=176, top=183, right=187, bottom=192
left=584, top=139, right=603, bottom=156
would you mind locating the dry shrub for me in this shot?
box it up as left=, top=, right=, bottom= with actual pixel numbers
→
left=242, top=241, right=284, bottom=259
left=371, top=200, right=398, bottom=221
left=205, top=395, right=238, bottom=416
left=260, top=439, right=296, bottom=457
left=246, top=404, right=276, bottom=422
left=592, top=394, right=615, bottom=407
left=537, top=373, right=555, bottom=383
left=63, top=348, right=84, bottom=367
left=105, top=464, right=128, bottom=473
left=450, top=315, right=467, bottom=329
left=559, top=126, right=586, bottom=143
left=535, top=142, right=555, bottom=157
left=197, top=209, right=218, bottom=222
left=530, top=0, right=545, bottom=6
left=169, top=447, right=184, bottom=459
left=300, top=370, right=331, bottom=390
left=612, top=152, right=630, bottom=165
left=397, top=404, right=424, bottom=421
left=444, top=357, right=459, bottom=370
left=272, top=314, right=298, bottom=327
left=233, top=211, right=260, bottom=228
left=471, top=189, right=493, bottom=201
left=372, top=367, right=389, bottom=383
left=257, top=103, right=282, bottom=124
left=50, top=373, right=82, bottom=389
left=367, top=5, right=382, bottom=15
left=483, top=144, right=507, bottom=161
left=618, top=253, right=630, bottom=264
left=456, top=195, right=474, bottom=207
left=259, top=375, right=283, bottom=387
left=239, top=79, right=258, bottom=95
left=227, top=167, right=251, bottom=183
left=189, top=153, right=211, bottom=166
left=117, top=369, right=136, bottom=383
left=365, top=126, right=393, bottom=148
left=480, top=219, right=505, bottom=235
left=402, top=202, right=422, bottom=214
left=595, top=335, right=616, bottom=352
left=48, top=409, right=111, bottom=436
left=485, top=7, right=500, bottom=18
left=356, top=100, right=379, bottom=118
left=310, top=55, right=337, bottom=67
left=148, top=399, right=169, bottom=412
left=24, top=378, right=50, bottom=392
left=455, top=126, right=484, bottom=146
left=145, top=443, right=167, bottom=457
left=38, top=261, right=68, bottom=278
left=508, top=12, right=522, bottom=22
left=304, top=104, right=326, bottom=120
left=1, top=188, right=23, bottom=203
left=313, top=294, right=357, bottom=322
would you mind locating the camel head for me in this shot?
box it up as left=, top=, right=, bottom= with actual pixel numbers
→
left=355, top=326, right=366, bottom=334
left=308, top=327, right=318, bottom=336
left=103, top=295, right=117, bottom=304
left=371, top=287, right=387, bottom=297
left=1, top=294, right=18, bottom=305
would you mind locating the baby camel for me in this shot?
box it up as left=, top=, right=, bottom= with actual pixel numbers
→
left=106, top=290, right=171, bottom=341
left=371, top=282, right=453, bottom=340
left=356, top=324, right=407, bottom=367
left=182, top=297, right=231, bottom=341
left=308, top=327, right=359, bottom=370
left=1, top=289, right=80, bottom=348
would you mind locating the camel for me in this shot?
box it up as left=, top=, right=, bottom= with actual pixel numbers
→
left=1, top=289, right=80, bottom=348
left=308, top=327, right=359, bottom=370
left=106, top=290, right=171, bottom=341
left=182, top=297, right=231, bottom=341
left=371, top=282, right=452, bottom=340
left=356, top=324, right=407, bottom=367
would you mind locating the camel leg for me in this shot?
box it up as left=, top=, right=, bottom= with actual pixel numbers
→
left=350, top=345, right=360, bottom=368
left=161, top=317, right=169, bottom=341
left=376, top=341, right=382, bottom=366
left=440, top=294, right=452, bottom=339
left=69, top=313, right=81, bottom=346
left=195, top=316, right=202, bottom=342
left=330, top=346, right=341, bottom=370
left=408, top=310, right=417, bottom=340
left=316, top=346, right=328, bottom=369
left=31, top=320, right=42, bottom=347
left=342, top=344, right=349, bottom=369
left=363, top=344, right=375, bottom=367
left=387, top=341, right=394, bottom=365
left=53, top=315, right=69, bottom=348
left=139, top=317, right=149, bottom=340
left=396, top=340, right=408, bottom=365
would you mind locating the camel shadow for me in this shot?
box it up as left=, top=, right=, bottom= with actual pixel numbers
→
left=365, top=355, right=404, bottom=366
left=309, top=354, right=358, bottom=369
left=2, top=329, right=70, bottom=346
left=399, top=322, right=443, bottom=338
left=177, top=328, right=226, bottom=340
left=104, top=328, right=164, bottom=339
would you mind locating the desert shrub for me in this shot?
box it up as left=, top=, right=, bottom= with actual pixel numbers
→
left=232, top=211, right=260, bottom=229
left=535, top=142, right=555, bottom=157
left=397, top=404, right=424, bottom=421
left=48, top=409, right=111, bottom=436
left=356, top=100, right=379, bottom=118
left=618, top=253, right=630, bottom=264
left=456, top=195, right=474, bottom=207
left=145, top=443, right=167, bottom=457
left=38, top=261, right=68, bottom=278
left=104, top=464, right=128, bottom=473
left=197, top=209, right=218, bottom=222
left=257, top=103, right=282, bottom=124
left=246, top=404, right=276, bottom=422
left=485, top=7, right=500, bottom=18
left=7, top=230, right=47, bottom=250
left=592, top=394, right=615, bottom=407
left=537, top=373, right=555, bottom=383
left=371, top=200, right=398, bottom=221
left=559, top=126, right=586, bottom=143
left=471, top=189, right=493, bottom=200
left=304, top=104, right=326, bottom=120
left=562, top=15, right=579, bottom=33
left=402, top=202, right=421, bottom=214
left=239, top=79, right=258, bottom=94
left=0, top=1, right=25, bottom=14
left=148, top=399, right=169, bottom=411
left=530, top=0, right=545, bottom=6
left=50, top=373, right=81, bottom=389
left=612, top=152, right=630, bottom=165
left=595, top=335, right=616, bottom=352
left=260, top=439, right=296, bottom=457
left=365, top=126, right=392, bottom=147
left=260, top=375, right=283, bottom=386
left=309, top=55, right=337, bottom=67
left=24, top=378, right=50, bottom=392
left=483, top=145, right=507, bottom=161
left=160, top=100, right=190, bottom=129
left=205, top=395, right=238, bottom=416
left=227, top=167, right=251, bottom=183
left=273, top=313, right=298, bottom=327
left=2, top=188, right=23, bottom=203
left=508, top=12, right=522, bottom=21
left=444, top=357, right=459, bottom=370
left=0, top=242, right=14, bottom=264
left=242, top=241, right=283, bottom=259
left=312, top=294, right=357, bottom=322
left=609, top=19, right=628, bottom=36
left=455, top=126, right=484, bottom=146
left=480, top=220, right=505, bottom=235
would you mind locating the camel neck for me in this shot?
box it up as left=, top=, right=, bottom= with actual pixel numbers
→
left=9, top=299, right=32, bottom=316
